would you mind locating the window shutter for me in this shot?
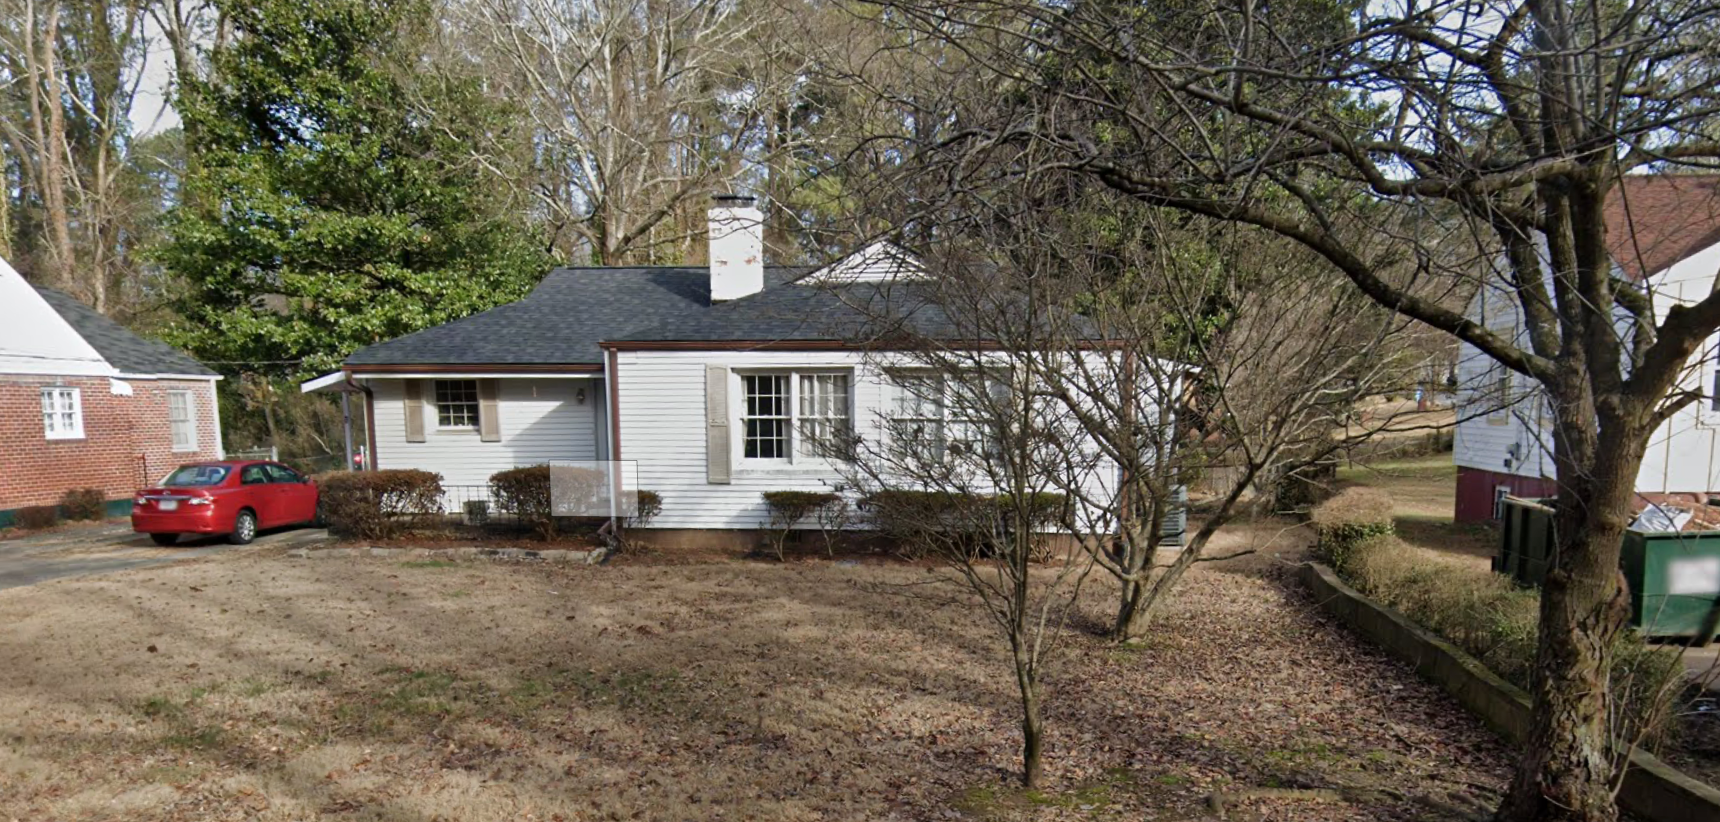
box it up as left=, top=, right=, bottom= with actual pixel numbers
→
left=404, top=381, right=426, bottom=443
left=478, top=379, right=502, bottom=442
left=706, top=365, right=731, bottom=484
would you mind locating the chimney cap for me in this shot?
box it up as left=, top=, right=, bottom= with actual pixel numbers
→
left=711, top=193, right=757, bottom=206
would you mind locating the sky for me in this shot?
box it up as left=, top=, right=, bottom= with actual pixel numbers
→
left=130, top=15, right=181, bottom=137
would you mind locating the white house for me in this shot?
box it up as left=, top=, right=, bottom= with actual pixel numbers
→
left=1453, top=174, right=1720, bottom=522
left=305, top=196, right=1171, bottom=544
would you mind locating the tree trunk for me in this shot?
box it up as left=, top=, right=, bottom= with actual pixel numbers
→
left=1113, top=573, right=1150, bottom=643
left=1499, top=412, right=1640, bottom=822
left=1019, top=679, right=1043, bottom=788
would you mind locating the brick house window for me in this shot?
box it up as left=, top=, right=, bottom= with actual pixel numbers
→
left=41, top=387, right=83, bottom=440
left=168, top=390, right=197, bottom=451
left=434, top=380, right=480, bottom=429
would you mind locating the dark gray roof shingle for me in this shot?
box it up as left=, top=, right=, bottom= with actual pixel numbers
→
left=35, top=288, right=216, bottom=377
left=343, top=266, right=811, bottom=366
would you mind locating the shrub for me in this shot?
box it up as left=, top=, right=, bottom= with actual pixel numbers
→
left=14, top=505, right=59, bottom=530
left=490, top=465, right=553, bottom=538
left=861, top=490, right=1067, bottom=560
left=316, top=470, right=444, bottom=539
left=1309, top=487, right=1396, bottom=570
left=59, top=488, right=107, bottom=521
left=761, top=491, right=842, bottom=560
left=489, top=464, right=609, bottom=539
left=631, top=491, right=662, bottom=527
left=1334, top=534, right=1681, bottom=746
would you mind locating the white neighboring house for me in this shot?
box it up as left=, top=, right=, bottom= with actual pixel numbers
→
left=305, top=197, right=1178, bottom=544
left=1453, top=174, right=1720, bottom=522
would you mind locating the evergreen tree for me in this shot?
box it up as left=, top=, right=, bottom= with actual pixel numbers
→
left=158, top=0, right=549, bottom=379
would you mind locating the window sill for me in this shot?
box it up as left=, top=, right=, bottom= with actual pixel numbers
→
left=45, top=434, right=86, bottom=442
left=734, top=464, right=845, bottom=478
left=172, top=445, right=200, bottom=453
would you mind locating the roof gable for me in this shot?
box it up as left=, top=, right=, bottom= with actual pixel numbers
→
left=0, top=256, right=115, bottom=377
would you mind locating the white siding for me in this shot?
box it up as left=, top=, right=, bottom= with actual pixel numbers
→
left=1636, top=238, right=1720, bottom=493
left=369, top=377, right=602, bottom=488
left=616, top=349, right=1128, bottom=530
left=1455, top=236, right=1720, bottom=493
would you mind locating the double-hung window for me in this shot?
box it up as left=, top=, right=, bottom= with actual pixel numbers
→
left=435, top=380, right=480, bottom=429
left=739, top=371, right=851, bottom=463
left=41, top=387, right=83, bottom=440
left=888, top=371, right=1009, bottom=460
left=889, top=373, right=946, bottom=458
left=168, top=390, right=197, bottom=451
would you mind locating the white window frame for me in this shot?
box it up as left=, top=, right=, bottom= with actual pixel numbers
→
left=434, top=379, right=480, bottom=430
left=167, top=390, right=198, bottom=451
left=887, top=369, right=1010, bottom=461
left=1493, top=485, right=1513, bottom=520
left=41, top=386, right=84, bottom=440
left=735, top=369, right=853, bottom=468
left=1485, top=367, right=1510, bottom=426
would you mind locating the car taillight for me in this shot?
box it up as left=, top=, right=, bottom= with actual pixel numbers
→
left=133, top=496, right=147, bottom=507
left=187, top=497, right=213, bottom=506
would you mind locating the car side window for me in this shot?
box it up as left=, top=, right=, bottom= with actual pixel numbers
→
left=266, top=464, right=303, bottom=484
left=240, top=465, right=269, bottom=485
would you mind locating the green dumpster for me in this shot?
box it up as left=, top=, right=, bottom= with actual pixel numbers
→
left=1498, top=497, right=1720, bottom=641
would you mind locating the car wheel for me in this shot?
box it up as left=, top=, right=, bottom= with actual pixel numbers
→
left=229, top=510, right=258, bottom=545
left=312, top=500, right=327, bottom=528
left=150, top=533, right=178, bottom=547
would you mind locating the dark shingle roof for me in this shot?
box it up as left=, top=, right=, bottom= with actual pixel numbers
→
left=35, top=288, right=216, bottom=377
left=343, top=266, right=810, bottom=366
left=612, top=280, right=965, bottom=343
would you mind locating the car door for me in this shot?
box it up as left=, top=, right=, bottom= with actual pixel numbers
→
left=238, top=463, right=278, bottom=526
left=266, top=463, right=315, bottom=524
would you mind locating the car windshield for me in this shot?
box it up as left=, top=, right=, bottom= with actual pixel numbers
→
left=161, top=465, right=230, bottom=487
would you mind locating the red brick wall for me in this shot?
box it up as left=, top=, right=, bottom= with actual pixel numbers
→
left=0, top=376, right=222, bottom=510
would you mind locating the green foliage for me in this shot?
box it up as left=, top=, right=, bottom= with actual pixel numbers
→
left=158, top=0, right=550, bottom=380
left=13, top=505, right=59, bottom=531
left=1309, top=487, right=1396, bottom=569
left=861, top=490, right=1067, bottom=560
left=316, top=469, right=444, bottom=539
left=59, top=488, right=107, bottom=521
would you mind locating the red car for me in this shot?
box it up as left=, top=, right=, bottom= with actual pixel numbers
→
left=132, top=460, right=321, bottom=546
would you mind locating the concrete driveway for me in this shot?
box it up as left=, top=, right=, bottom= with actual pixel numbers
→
left=0, top=522, right=329, bottom=591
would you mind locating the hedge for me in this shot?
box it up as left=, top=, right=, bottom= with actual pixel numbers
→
left=316, top=470, right=444, bottom=539
left=1309, top=487, right=1396, bottom=569
left=59, top=488, right=107, bottom=521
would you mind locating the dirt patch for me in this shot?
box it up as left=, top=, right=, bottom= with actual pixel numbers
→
left=0, top=528, right=1506, bottom=821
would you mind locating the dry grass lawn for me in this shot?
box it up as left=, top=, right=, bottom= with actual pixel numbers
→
left=0, top=531, right=1508, bottom=821
left=1336, top=454, right=1496, bottom=569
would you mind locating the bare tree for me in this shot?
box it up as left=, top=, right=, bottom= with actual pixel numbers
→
left=836, top=0, right=1720, bottom=817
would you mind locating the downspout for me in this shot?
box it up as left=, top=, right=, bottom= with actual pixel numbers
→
left=340, top=372, right=357, bottom=471
left=360, top=378, right=377, bottom=470
left=599, top=347, right=624, bottom=549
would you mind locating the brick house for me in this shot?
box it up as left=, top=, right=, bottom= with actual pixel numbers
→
left=0, top=257, right=222, bottom=524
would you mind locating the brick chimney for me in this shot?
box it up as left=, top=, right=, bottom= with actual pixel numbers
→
left=708, top=195, right=764, bottom=302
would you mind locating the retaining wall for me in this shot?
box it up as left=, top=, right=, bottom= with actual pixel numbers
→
left=1299, top=562, right=1720, bottom=822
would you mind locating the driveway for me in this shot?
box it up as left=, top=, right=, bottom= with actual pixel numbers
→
left=0, top=522, right=329, bottom=591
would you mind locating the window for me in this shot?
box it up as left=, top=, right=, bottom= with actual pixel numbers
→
left=240, top=464, right=270, bottom=485
left=264, top=463, right=303, bottom=483
left=435, top=380, right=480, bottom=429
left=742, top=374, right=791, bottom=459
left=889, top=373, right=946, bottom=457
left=160, top=465, right=229, bottom=487
left=1493, top=485, right=1512, bottom=520
left=739, top=371, right=852, bottom=463
left=888, top=371, right=1009, bottom=459
left=1486, top=367, right=1510, bottom=426
left=167, top=390, right=197, bottom=451
left=41, top=387, right=82, bottom=440
left=797, top=373, right=851, bottom=458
